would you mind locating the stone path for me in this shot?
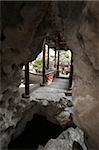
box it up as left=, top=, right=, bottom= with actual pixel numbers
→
left=48, top=78, right=69, bottom=90
left=30, top=77, right=71, bottom=103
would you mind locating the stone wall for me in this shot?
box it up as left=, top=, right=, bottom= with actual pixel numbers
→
left=0, top=1, right=99, bottom=149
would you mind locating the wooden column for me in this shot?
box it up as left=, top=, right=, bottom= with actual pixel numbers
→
left=42, top=44, right=46, bottom=85
left=22, top=62, right=30, bottom=98
left=54, top=48, right=57, bottom=68
left=69, top=51, right=73, bottom=89
left=47, top=46, right=49, bottom=69
left=57, top=50, right=60, bottom=76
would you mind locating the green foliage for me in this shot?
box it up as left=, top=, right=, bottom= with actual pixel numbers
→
left=60, top=51, right=70, bottom=64
left=32, top=59, right=43, bottom=69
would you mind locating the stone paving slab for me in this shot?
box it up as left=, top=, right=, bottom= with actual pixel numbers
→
left=48, top=78, right=69, bottom=90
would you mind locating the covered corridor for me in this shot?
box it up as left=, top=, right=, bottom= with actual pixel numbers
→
left=21, top=32, right=73, bottom=99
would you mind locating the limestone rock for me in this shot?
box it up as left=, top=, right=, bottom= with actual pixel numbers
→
left=0, top=84, right=73, bottom=149
left=1, top=1, right=99, bottom=149
left=37, top=145, right=44, bottom=150
left=43, top=127, right=87, bottom=150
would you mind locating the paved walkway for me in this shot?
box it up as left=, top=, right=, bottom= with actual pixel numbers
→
left=19, top=77, right=70, bottom=96
left=29, top=77, right=71, bottom=103
left=48, top=78, right=69, bottom=90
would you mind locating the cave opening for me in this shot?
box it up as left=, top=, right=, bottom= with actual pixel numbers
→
left=8, top=114, right=65, bottom=150
left=20, top=33, right=73, bottom=99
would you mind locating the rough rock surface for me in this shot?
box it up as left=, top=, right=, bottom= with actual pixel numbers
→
left=1, top=1, right=99, bottom=149
left=0, top=85, right=72, bottom=149
left=30, top=86, right=73, bottom=126
left=38, top=127, right=87, bottom=150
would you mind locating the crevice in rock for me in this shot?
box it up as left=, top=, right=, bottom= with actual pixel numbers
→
left=0, top=29, right=6, bottom=41
left=8, top=114, right=64, bottom=150
left=73, top=141, right=83, bottom=150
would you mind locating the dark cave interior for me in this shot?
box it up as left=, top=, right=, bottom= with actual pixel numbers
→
left=8, top=114, right=65, bottom=150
